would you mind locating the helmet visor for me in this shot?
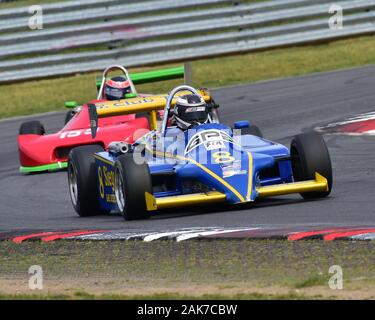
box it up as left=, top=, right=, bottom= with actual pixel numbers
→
left=104, top=78, right=131, bottom=100
left=178, top=106, right=208, bottom=123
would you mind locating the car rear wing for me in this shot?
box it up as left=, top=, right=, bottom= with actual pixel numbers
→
left=89, top=89, right=211, bottom=136
left=95, top=66, right=185, bottom=91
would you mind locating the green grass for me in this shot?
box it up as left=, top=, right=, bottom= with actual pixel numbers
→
left=1, top=240, right=375, bottom=299
left=294, top=276, right=329, bottom=289
left=1, top=35, right=375, bottom=119
left=0, top=292, right=323, bottom=300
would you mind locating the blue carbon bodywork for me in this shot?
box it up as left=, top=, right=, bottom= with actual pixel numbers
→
left=93, top=123, right=293, bottom=212
left=94, top=152, right=118, bottom=211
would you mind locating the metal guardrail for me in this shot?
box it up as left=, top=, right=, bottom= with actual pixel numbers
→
left=0, top=0, right=129, bottom=19
left=0, top=0, right=234, bottom=32
left=0, top=0, right=325, bottom=45
left=0, top=0, right=374, bottom=83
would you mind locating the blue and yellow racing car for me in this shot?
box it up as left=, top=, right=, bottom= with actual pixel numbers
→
left=67, top=85, right=332, bottom=220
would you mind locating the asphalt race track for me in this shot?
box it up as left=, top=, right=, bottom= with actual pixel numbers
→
left=1, top=66, right=375, bottom=233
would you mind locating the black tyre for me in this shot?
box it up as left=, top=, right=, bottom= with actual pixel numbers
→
left=64, top=110, right=75, bottom=125
left=114, top=153, right=152, bottom=221
left=241, top=125, right=263, bottom=138
left=19, top=120, right=45, bottom=135
left=68, top=144, right=108, bottom=217
left=290, top=132, right=332, bottom=199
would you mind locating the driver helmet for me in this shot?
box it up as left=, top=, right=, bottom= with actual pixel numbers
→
left=103, top=76, right=132, bottom=101
left=173, top=94, right=209, bottom=130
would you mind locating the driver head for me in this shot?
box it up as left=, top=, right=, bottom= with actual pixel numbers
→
left=173, top=94, right=209, bottom=130
left=104, top=76, right=132, bottom=101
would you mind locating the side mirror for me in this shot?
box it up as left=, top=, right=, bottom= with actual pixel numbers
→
left=65, top=101, right=78, bottom=109
left=234, top=120, right=250, bottom=129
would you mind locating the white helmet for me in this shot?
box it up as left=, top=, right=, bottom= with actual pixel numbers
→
left=173, top=94, right=209, bottom=130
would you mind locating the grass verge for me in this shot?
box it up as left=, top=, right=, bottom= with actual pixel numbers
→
left=0, top=292, right=323, bottom=300
left=1, top=240, right=375, bottom=299
left=1, top=35, right=375, bottom=119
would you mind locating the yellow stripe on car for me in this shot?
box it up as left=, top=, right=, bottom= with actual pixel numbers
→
left=246, top=152, right=253, bottom=201
left=94, top=155, right=114, bottom=166
left=151, top=149, right=246, bottom=203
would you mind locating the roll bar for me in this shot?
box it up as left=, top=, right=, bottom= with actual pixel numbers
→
left=161, top=85, right=202, bottom=134
left=97, top=65, right=137, bottom=100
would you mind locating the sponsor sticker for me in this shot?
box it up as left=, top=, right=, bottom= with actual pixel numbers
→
left=186, top=107, right=206, bottom=113
left=221, top=160, right=246, bottom=178
left=95, top=97, right=155, bottom=109
left=185, top=129, right=234, bottom=154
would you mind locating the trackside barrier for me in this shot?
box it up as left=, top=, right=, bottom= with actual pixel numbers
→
left=0, top=0, right=374, bottom=83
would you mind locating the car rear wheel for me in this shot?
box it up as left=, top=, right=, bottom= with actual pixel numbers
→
left=19, top=120, right=45, bottom=135
left=114, top=153, right=152, bottom=221
left=291, top=132, right=332, bottom=199
left=64, top=110, right=76, bottom=125
left=68, top=144, right=108, bottom=217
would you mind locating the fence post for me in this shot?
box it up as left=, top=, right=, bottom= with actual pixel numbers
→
left=184, top=62, right=193, bottom=86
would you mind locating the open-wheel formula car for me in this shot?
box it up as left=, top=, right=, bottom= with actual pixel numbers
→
left=67, top=85, right=332, bottom=220
left=18, top=65, right=219, bottom=173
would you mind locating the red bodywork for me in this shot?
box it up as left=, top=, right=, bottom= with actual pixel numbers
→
left=18, top=101, right=151, bottom=168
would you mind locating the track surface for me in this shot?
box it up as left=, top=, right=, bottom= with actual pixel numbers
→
left=1, top=66, right=375, bottom=232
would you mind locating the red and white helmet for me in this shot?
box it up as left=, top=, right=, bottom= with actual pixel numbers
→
left=104, top=76, right=132, bottom=101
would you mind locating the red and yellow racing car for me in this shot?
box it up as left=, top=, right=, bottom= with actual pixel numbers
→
left=17, top=65, right=190, bottom=173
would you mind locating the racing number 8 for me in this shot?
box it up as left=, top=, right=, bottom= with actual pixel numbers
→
left=213, top=151, right=235, bottom=164
left=98, top=167, right=105, bottom=198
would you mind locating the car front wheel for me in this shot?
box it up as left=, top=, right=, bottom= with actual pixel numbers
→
left=114, top=153, right=152, bottom=221
left=291, top=132, right=333, bottom=199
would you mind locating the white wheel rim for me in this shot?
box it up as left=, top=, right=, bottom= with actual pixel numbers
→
left=68, top=163, right=78, bottom=206
left=115, top=167, right=126, bottom=213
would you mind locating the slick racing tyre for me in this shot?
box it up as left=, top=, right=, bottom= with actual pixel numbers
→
left=114, top=153, right=152, bottom=221
left=240, top=125, right=263, bottom=138
left=290, top=132, right=332, bottom=199
left=19, top=120, right=45, bottom=135
left=68, top=144, right=109, bottom=217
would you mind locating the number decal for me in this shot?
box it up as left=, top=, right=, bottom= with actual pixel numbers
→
left=98, top=167, right=105, bottom=198
left=213, top=151, right=235, bottom=164
left=60, top=128, right=94, bottom=139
